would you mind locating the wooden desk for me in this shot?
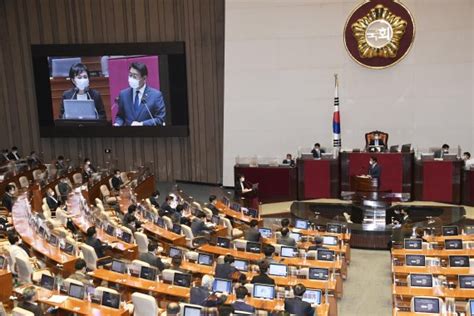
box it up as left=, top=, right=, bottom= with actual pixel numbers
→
left=142, top=222, right=186, bottom=247
left=0, top=270, right=12, bottom=303
left=423, top=235, right=474, bottom=243
left=392, top=248, right=474, bottom=257
left=215, top=201, right=263, bottom=226
left=198, top=244, right=264, bottom=262
left=393, top=285, right=474, bottom=299
left=392, top=265, right=474, bottom=277
left=297, top=229, right=351, bottom=243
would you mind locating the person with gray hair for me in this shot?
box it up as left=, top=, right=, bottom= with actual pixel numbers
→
left=190, top=274, right=227, bottom=307
left=18, top=286, right=43, bottom=316
left=166, top=302, right=180, bottom=316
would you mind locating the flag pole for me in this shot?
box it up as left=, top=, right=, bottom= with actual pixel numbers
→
left=332, top=74, right=341, bottom=158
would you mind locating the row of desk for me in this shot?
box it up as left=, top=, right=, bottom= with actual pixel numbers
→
left=236, top=152, right=473, bottom=205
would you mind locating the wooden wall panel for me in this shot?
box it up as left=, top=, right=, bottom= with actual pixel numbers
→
left=0, top=0, right=224, bottom=184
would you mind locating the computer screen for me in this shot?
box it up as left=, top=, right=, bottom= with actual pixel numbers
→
left=111, top=260, right=127, bottom=274
left=222, top=196, right=230, bottom=207
left=48, top=234, right=59, bottom=247
left=309, top=268, right=329, bottom=280
left=233, top=259, right=249, bottom=272
left=294, top=219, right=309, bottom=230
left=258, top=228, right=272, bottom=238
left=280, top=246, right=297, bottom=258
left=105, top=225, right=115, bottom=236
left=140, top=266, right=158, bottom=281
left=268, top=263, right=288, bottom=277
left=211, top=215, right=220, bottom=225
left=230, top=202, right=241, bottom=212
left=442, top=226, right=459, bottom=236
left=183, top=305, right=202, bottom=316
left=119, top=231, right=132, bottom=243
left=171, top=224, right=181, bottom=234
left=169, top=247, right=182, bottom=258
left=246, top=241, right=261, bottom=253
left=410, top=274, right=433, bottom=287
left=317, top=249, right=335, bottom=261
left=217, top=237, right=231, bottom=249
left=326, top=223, right=342, bottom=233
left=449, top=255, right=470, bottom=267
left=445, top=239, right=463, bottom=250
left=322, top=236, right=338, bottom=246
left=289, top=232, right=301, bottom=242
left=413, top=297, right=440, bottom=313
left=101, top=291, right=121, bottom=309
left=302, top=289, right=322, bottom=305
left=247, top=208, right=258, bottom=218
left=212, top=278, right=232, bottom=294
left=406, top=255, right=425, bottom=267
left=458, top=275, right=474, bottom=289
left=68, top=283, right=85, bottom=300
left=404, top=238, right=422, bottom=250
left=60, top=242, right=75, bottom=255
left=40, top=274, right=55, bottom=290
left=198, top=253, right=213, bottom=266
left=156, top=217, right=165, bottom=228
left=173, top=273, right=192, bottom=287
left=253, top=284, right=275, bottom=299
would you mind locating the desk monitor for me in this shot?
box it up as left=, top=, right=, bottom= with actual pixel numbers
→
left=309, top=267, right=329, bottom=280
left=389, top=145, right=399, bottom=153
left=406, top=255, right=426, bottom=267
left=197, top=253, right=213, bottom=266
left=230, top=202, right=241, bottom=212
left=280, top=246, right=298, bottom=258
left=105, top=225, right=115, bottom=236
left=317, top=249, right=335, bottom=261
left=289, top=232, right=301, bottom=242
left=404, top=238, right=423, bottom=250
left=246, top=241, right=261, bottom=253
left=60, top=242, right=75, bottom=255
left=295, top=219, right=309, bottom=230
left=268, top=263, right=288, bottom=277
left=101, top=291, right=121, bottom=309
left=40, top=274, right=55, bottom=290
left=302, top=289, right=322, bottom=305
left=173, top=273, right=192, bottom=287
left=449, top=255, right=470, bottom=267
left=140, top=266, right=158, bottom=281
left=47, top=234, right=59, bottom=247
left=119, top=231, right=132, bottom=244
left=464, top=226, right=474, bottom=235
left=445, top=239, right=463, bottom=250
left=111, top=260, right=127, bottom=274
left=68, top=283, right=85, bottom=300
left=443, top=154, right=458, bottom=161
left=212, top=278, right=232, bottom=294
left=410, top=274, right=433, bottom=288
left=442, top=225, right=459, bottom=236
left=145, top=211, right=154, bottom=222
left=169, top=247, right=182, bottom=259
left=233, top=259, right=249, bottom=272
left=217, top=237, right=231, bottom=249
left=253, top=283, right=275, bottom=300
left=211, top=215, right=220, bottom=225
left=183, top=305, right=202, bottom=316
left=247, top=208, right=259, bottom=218
left=258, top=228, right=272, bottom=238
left=63, top=100, right=98, bottom=120
left=171, top=223, right=181, bottom=235
left=413, top=297, right=440, bottom=314
left=401, top=144, right=411, bottom=153
left=326, top=223, right=342, bottom=233
left=222, top=196, right=230, bottom=207
left=322, top=235, right=338, bottom=246
left=38, top=226, right=46, bottom=238
left=156, top=217, right=165, bottom=228
left=458, top=275, right=474, bottom=289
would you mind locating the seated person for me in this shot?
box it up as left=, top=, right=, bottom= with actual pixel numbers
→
left=232, top=286, right=255, bottom=314
left=69, top=259, right=93, bottom=286
left=27, top=151, right=42, bottom=168
left=165, top=302, right=180, bottom=316
left=170, top=255, right=188, bottom=273
left=111, top=169, right=124, bottom=191
left=244, top=219, right=261, bottom=242
left=55, top=156, right=67, bottom=175
left=190, top=274, right=227, bottom=307
left=434, top=144, right=450, bottom=158
left=170, top=204, right=184, bottom=224
left=307, top=236, right=327, bottom=251
left=282, top=153, right=296, bottom=167
left=1, top=184, right=15, bottom=213
left=311, top=143, right=325, bottom=158
left=138, top=241, right=166, bottom=271
left=159, top=195, right=175, bottom=217
left=8, top=233, right=30, bottom=272
left=58, top=177, right=72, bottom=202
left=262, top=244, right=276, bottom=263
left=191, top=211, right=213, bottom=237
left=215, top=254, right=238, bottom=279
left=45, top=188, right=59, bottom=211
left=281, top=218, right=290, bottom=229
left=60, top=63, right=106, bottom=120
left=251, top=261, right=275, bottom=285
left=277, top=227, right=296, bottom=247
left=206, top=195, right=220, bottom=216
left=149, top=191, right=160, bottom=208
left=18, top=286, right=43, bottom=316
left=284, top=284, right=314, bottom=316
left=123, top=204, right=138, bottom=226
left=368, top=133, right=386, bottom=151
left=84, top=226, right=109, bottom=259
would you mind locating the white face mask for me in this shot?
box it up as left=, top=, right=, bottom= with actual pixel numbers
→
left=75, top=78, right=89, bottom=91
left=128, top=77, right=140, bottom=89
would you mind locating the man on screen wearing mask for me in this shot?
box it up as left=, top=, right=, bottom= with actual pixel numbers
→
left=60, top=63, right=106, bottom=120
left=114, top=62, right=166, bottom=126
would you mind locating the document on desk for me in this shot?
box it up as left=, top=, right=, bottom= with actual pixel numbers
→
left=47, top=295, right=68, bottom=304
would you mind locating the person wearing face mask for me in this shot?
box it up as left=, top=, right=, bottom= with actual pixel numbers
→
left=368, top=133, right=386, bottom=152
left=368, top=156, right=381, bottom=183
left=2, top=184, right=15, bottom=213
left=434, top=144, right=450, bottom=158
left=82, top=158, right=96, bottom=182
left=114, top=62, right=166, bottom=126
left=60, top=63, right=106, bottom=120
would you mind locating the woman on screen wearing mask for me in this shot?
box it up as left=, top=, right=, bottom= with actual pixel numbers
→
left=60, top=63, right=106, bottom=120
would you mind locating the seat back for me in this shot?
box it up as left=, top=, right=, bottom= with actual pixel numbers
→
left=233, top=239, right=247, bottom=251
left=202, top=207, right=213, bottom=219
left=55, top=208, right=68, bottom=226
left=162, top=216, right=173, bottom=230
left=120, top=172, right=128, bottom=184
left=95, top=286, right=119, bottom=299
left=64, top=278, right=84, bottom=291
left=132, top=292, right=158, bottom=316
left=19, top=176, right=29, bottom=189
left=134, top=232, right=149, bottom=254
left=42, top=203, right=52, bottom=218
left=132, top=260, right=150, bottom=269
left=181, top=224, right=194, bottom=240
left=15, top=256, right=33, bottom=284
left=80, top=244, right=98, bottom=270
left=220, top=217, right=233, bottom=238
left=108, top=178, right=114, bottom=189
left=72, top=173, right=83, bottom=185
left=161, top=269, right=177, bottom=283
left=12, top=307, right=35, bottom=316
left=365, top=130, right=389, bottom=148
left=32, top=169, right=43, bottom=181
left=100, top=185, right=111, bottom=198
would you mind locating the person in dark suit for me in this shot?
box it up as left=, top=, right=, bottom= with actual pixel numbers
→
left=191, top=211, right=213, bottom=237
left=368, top=133, right=386, bottom=150
left=1, top=184, right=15, bottom=213
left=251, top=261, right=275, bottom=285
left=55, top=155, right=67, bottom=176
left=7, top=146, right=21, bottom=161
left=159, top=195, right=175, bottom=217
left=262, top=244, right=276, bottom=263
left=277, top=227, right=296, bottom=247
left=284, top=284, right=314, bottom=316
left=45, top=188, right=59, bottom=211
left=434, top=144, right=450, bottom=158
left=27, top=151, right=42, bottom=168
left=281, top=218, right=290, bottom=229
left=58, top=177, right=72, bottom=202
left=85, top=226, right=108, bottom=258
left=244, top=219, right=261, bottom=242
left=149, top=191, right=160, bottom=208
left=82, top=158, right=96, bottom=182
left=234, top=174, right=253, bottom=200
left=190, top=275, right=227, bottom=307
left=308, top=236, right=328, bottom=251
left=368, top=156, right=381, bottom=181
left=60, top=63, right=106, bottom=120
left=123, top=204, right=140, bottom=230
left=207, top=195, right=220, bottom=216
left=232, top=286, right=255, bottom=313
left=311, top=143, right=325, bottom=158
left=215, top=255, right=239, bottom=279
left=111, top=169, right=123, bottom=191
left=114, top=62, right=166, bottom=126
left=138, top=241, right=166, bottom=271
left=0, top=149, right=9, bottom=163
left=282, top=153, right=296, bottom=167
left=18, top=286, right=43, bottom=316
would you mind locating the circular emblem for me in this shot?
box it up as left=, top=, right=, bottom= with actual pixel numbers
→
left=344, top=0, right=415, bottom=69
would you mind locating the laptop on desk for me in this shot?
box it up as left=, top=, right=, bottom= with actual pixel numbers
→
left=63, top=100, right=98, bottom=120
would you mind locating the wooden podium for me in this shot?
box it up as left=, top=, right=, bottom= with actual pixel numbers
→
left=350, top=176, right=379, bottom=192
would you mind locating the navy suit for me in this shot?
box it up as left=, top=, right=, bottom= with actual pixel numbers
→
left=285, top=297, right=314, bottom=316
left=115, top=86, right=166, bottom=126
left=368, top=163, right=381, bottom=180
left=215, top=263, right=237, bottom=279
left=232, top=300, right=255, bottom=313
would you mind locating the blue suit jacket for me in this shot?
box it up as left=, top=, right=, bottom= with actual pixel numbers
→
left=115, top=86, right=166, bottom=126
left=284, top=297, right=314, bottom=316
left=232, top=300, right=255, bottom=313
